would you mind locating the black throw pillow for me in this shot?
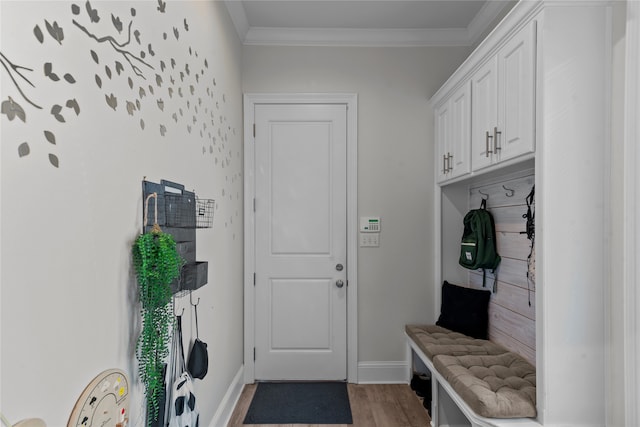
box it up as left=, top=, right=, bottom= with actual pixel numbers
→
left=436, top=281, right=491, bottom=339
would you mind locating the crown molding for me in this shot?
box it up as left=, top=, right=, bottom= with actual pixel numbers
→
left=243, top=27, right=471, bottom=47
left=223, top=1, right=512, bottom=47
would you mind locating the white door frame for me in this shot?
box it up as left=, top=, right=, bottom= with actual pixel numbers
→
left=243, top=93, right=358, bottom=384
left=624, top=1, right=640, bottom=424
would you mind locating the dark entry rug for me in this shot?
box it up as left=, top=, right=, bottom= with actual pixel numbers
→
left=243, top=381, right=353, bottom=424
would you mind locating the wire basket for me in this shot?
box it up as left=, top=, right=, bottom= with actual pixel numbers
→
left=165, top=193, right=196, bottom=228
left=195, top=198, right=215, bottom=228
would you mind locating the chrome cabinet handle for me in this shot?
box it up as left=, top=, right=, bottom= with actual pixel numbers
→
left=494, top=127, right=502, bottom=152
left=447, top=153, right=453, bottom=172
left=486, top=131, right=493, bottom=157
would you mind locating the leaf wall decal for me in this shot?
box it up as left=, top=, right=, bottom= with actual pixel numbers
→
left=115, top=61, right=124, bottom=75
left=49, top=153, right=59, bottom=168
left=18, top=142, right=30, bottom=157
left=2, top=97, right=26, bottom=122
left=34, top=25, right=44, bottom=43
left=140, top=119, right=145, bottom=130
left=155, top=74, right=162, bottom=87
left=63, top=73, right=76, bottom=84
left=139, top=87, right=146, bottom=98
left=134, top=30, right=141, bottom=44
left=126, top=101, right=136, bottom=116
left=105, top=93, right=117, bottom=110
left=159, top=124, right=166, bottom=136
left=160, top=60, right=166, bottom=72
left=111, top=14, right=123, bottom=33
left=45, top=20, right=64, bottom=44
left=173, top=27, right=179, bottom=40
left=90, top=50, right=99, bottom=64
left=128, top=77, right=133, bottom=89
left=131, top=8, right=136, bottom=17
left=184, top=18, right=189, bottom=31
left=71, top=4, right=80, bottom=15
left=51, top=104, right=65, bottom=122
left=95, top=74, right=102, bottom=88
left=105, top=65, right=112, bottom=79
left=66, top=99, right=80, bottom=115
left=44, top=130, right=56, bottom=144
left=86, top=1, right=100, bottom=23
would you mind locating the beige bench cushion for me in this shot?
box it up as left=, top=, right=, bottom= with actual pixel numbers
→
left=433, top=352, right=537, bottom=419
left=406, top=324, right=507, bottom=360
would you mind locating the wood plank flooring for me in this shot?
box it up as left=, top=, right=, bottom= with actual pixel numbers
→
left=227, top=383, right=431, bottom=427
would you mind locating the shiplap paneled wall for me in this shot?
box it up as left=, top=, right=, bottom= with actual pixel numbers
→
left=467, top=173, right=536, bottom=365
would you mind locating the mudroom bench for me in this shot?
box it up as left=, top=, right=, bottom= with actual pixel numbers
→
left=406, top=324, right=541, bottom=427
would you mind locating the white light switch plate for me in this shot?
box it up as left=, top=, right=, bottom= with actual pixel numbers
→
left=360, top=233, right=379, bottom=247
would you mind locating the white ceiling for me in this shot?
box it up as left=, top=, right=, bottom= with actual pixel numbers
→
left=224, top=0, right=514, bottom=47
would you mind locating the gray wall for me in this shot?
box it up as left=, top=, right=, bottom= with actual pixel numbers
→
left=242, top=45, right=470, bottom=366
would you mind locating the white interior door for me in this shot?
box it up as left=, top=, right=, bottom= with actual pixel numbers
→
left=253, top=103, right=347, bottom=380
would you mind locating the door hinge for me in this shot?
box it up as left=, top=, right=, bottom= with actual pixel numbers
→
left=253, top=197, right=256, bottom=212
left=253, top=272, right=256, bottom=286
left=253, top=123, right=256, bottom=138
left=253, top=347, right=256, bottom=361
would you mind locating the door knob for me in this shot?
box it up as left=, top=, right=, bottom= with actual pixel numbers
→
left=336, top=280, right=344, bottom=288
left=336, top=263, right=344, bottom=271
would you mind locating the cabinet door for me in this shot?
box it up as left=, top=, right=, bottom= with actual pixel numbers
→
left=471, top=57, right=498, bottom=171
left=497, top=21, right=536, bottom=162
left=449, top=81, right=471, bottom=179
left=435, top=100, right=451, bottom=183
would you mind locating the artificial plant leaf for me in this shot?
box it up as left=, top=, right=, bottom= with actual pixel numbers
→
left=49, top=153, right=59, bottom=168
left=18, top=142, right=30, bottom=157
left=44, top=130, right=56, bottom=144
left=34, top=25, right=44, bottom=43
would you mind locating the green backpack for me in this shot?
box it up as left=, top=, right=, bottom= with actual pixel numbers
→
left=459, top=199, right=501, bottom=291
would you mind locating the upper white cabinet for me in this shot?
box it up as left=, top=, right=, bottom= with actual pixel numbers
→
left=472, top=21, right=536, bottom=171
left=435, top=81, right=471, bottom=182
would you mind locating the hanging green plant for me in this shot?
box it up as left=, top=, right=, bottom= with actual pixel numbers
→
left=133, top=193, right=183, bottom=426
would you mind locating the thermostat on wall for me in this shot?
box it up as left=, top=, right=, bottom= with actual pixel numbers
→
left=360, top=216, right=381, bottom=232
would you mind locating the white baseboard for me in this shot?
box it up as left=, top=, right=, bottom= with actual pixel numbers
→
left=209, top=365, right=245, bottom=427
left=357, top=361, right=408, bottom=384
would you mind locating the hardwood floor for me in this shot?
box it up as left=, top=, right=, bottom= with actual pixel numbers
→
left=227, top=383, right=431, bottom=427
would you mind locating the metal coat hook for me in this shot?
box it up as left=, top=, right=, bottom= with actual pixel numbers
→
left=172, top=297, right=184, bottom=316
left=503, top=185, right=515, bottom=197
left=478, top=190, right=489, bottom=200
left=190, top=290, right=200, bottom=307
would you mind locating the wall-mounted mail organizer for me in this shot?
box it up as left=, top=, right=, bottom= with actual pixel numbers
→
left=142, top=179, right=214, bottom=296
